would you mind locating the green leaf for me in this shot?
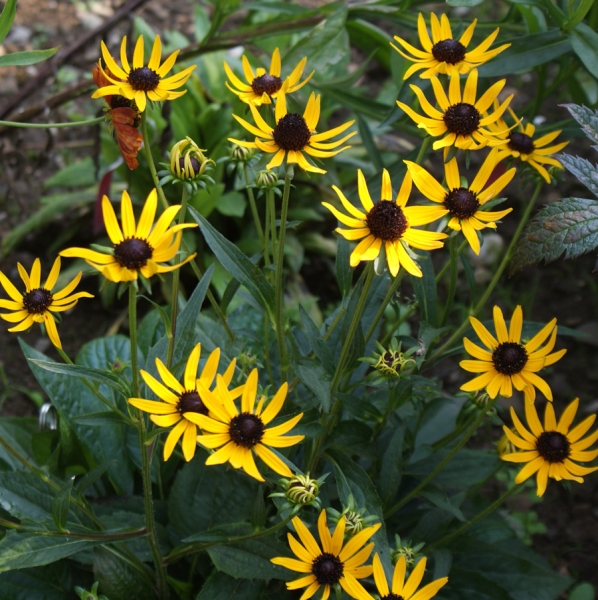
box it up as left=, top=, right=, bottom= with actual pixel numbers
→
left=195, top=571, right=266, bottom=600
left=28, top=361, right=130, bottom=399
left=441, top=567, right=511, bottom=600
left=167, top=457, right=257, bottom=541
left=0, top=0, right=17, bottom=46
left=207, top=537, right=293, bottom=581
left=335, top=238, right=353, bottom=298
left=570, top=23, right=598, bottom=79
left=357, top=114, right=383, bottom=172
left=51, top=477, right=74, bottom=531
left=0, top=564, right=71, bottom=600
left=189, top=207, right=275, bottom=316
left=478, top=30, right=571, bottom=77
left=298, top=306, right=335, bottom=375
left=72, top=412, right=129, bottom=426
left=0, top=531, right=103, bottom=573
left=379, top=426, right=404, bottom=508
left=421, top=490, right=466, bottom=522
left=250, top=486, right=266, bottom=530
left=0, top=47, right=59, bottom=67
left=411, top=255, right=437, bottom=326
left=92, top=546, right=154, bottom=600
left=446, top=0, right=484, bottom=6
left=569, top=583, right=596, bottom=600
left=216, top=191, right=247, bottom=218
left=559, top=154, right=598, bottom=198
left=510, top=198, right=598, bottom=274
left=562, top=103, right=598, bottom=148
left=292, top=358, right=331, bottom=411
left=326, top=449, right=393, bottom=580
left=0, top=418, right=37, bottom=471
left=44, top=157, right=96, bottom=189
left=20, top=340, right=135, bottom=495
left=76, top=462, right=116, bottom=495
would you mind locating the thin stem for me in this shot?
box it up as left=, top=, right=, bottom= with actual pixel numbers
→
left=0, top=116, right=104, bottom=129
left=140, top=113, right=235, bottom=342
left=129, top=282, right=168, bottom=597
left=274, top=167, right=293, bottom=379
left=429, top=485, right=519, bottom=549
left=263, top=191, right=271, bottom=267
left=365, top=271, right=405, bottom=343
left=0, top=521, right=147, bottom=540
left=384, top=401, right=495, bottom=518
left=415, top=136, right=432, bottom=165
left=166, top=186, right=189, bottom=370
left=426, top=181, right=543, bottom=366
left=164, top=512, right=296, bottom=565
left=440, top=235, right=459, bottom=327
left=243, top=164, right=264, bottom=246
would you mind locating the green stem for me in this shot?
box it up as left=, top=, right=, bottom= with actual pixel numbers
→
left=163, top=512, right=296, bottom=565
left=415, top=136, right=432, bottom=165
left=263, top=190, right=271, bottom=267
left=0, top=521, right=147, bottom=540
left=140, top=113, right=235, bottom=342
left=440, top=235, right=459, bottom=327
left=0, top=116, right=104, bottom=129
left=129, top=283, right=168, bottom=598
left=274, top=167, right=293, bottom=379
left=243, top=164, right=265, bottom=246
left=365, top=271, right=405, bottom=343
left=166, top=187, right=189, bottom=370
left=426, top=181, right=543, bottom=367
left=429, top=485, right=519, bottom=549
left=384, top=400, right=495, bottom=518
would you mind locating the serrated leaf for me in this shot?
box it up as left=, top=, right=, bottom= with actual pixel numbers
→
left=510, top=197, right=598, bottom=273
left=0, top=563, right=71, bottom=600
left=93, top=546, right=154, bottom=600
left=50, top=478, right=74, bottom=532
left=558, top=154, right=598, bottom=198
left=0, top=47, right=59, bottom=67
left=562, top=103, right=598, bottom=148
left=292, top=357, right=332, bottom=412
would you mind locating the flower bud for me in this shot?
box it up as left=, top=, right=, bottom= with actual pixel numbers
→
left=256, top=169, right=280, bottom=189
left=170, top=137, right=214, bottom=180
left=230, top=144, right=253, bottom=163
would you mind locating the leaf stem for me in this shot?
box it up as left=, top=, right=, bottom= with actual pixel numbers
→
left=0, top=116, right=104, bottom=128
left=243, top=164, right=265, bottom=246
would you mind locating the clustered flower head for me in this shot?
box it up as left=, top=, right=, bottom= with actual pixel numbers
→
left=158, top=137, right=215, bottom=193
left=361, top=337, right=417, bottom=380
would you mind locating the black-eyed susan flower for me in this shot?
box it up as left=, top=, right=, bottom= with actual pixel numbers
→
left=405, top=147, right=516, bottom=254
left=0, top=257, right=93, bottom=349
left=322, top=169, right=447, bottom=277
left=128, top=344, right=239, bottom=461
left=397, top=69, right=513, bottom=150
left=391, top=13, right=510, bottom=80
left=92, top=35, right=196, bottom=112
left=60, top=189, right=197, bottom=283
left=488, top=108, right=569, bottom=183
left=223, top=48, right=313, bottom=106
left=229, top=90, right=355, bottom=174
left=188, top=369, right=304, bottom=481
left=271, top=509, right=381, bottom=600
left=502, top=398, right=598, bottom=496
left=372, top=553, right=448, bottom=600
left=460, top=305, right=566, bottom=402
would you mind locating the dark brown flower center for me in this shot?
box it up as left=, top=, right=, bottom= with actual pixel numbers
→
left=312, top=552, right=344, bottom=585
left=179, top=156, right=201, bottom=176
left=508, top=132, right=535, bottom=155
left=110, top=95, right=134, bottom=110
left=381, top=595, right=405, bottom=600
left=444, top=188, right=480, bottom=219
left=251, top=73, right=283, bottom=97
left=128, top=67, right=160, bottom=92
left=536, top=431, right=570, bottom=463
left=492, top=342, right=528, bottom=376
left=23, top=288, right=53, bottom=314
left=272, top=113, right=311, bottom=151
left=229, top=413, right=265, bottom=448
left=177, top=391, right=208, bottom=416
left=444, top=103, right=481, bottom=136
left=113, top=237, right=154, bottom=270
left=365, top=201, right=408, bottom=241
left=432, top=39, right=466, bottom=65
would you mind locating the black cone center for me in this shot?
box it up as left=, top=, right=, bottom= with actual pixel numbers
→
left=444, top=103, right=480, bottom=136
left=444, top=188, right=480, bottom=219
left=312, top=553, right=344, bottom=585
left=492, top=342, right=528, bottom=375
left=177, top=391, right=208, bottom=415
left=381, top=595, right=406, bottom=600
left=508, top=132, right=535, bottom=155
left=272, top=113, right=311, bottom=151
left=536, top=431, right=570, bottom=463
left=110, top=95, right=134, bottom=110
left=251, top=73, right=283, bottom=97
left=432, top=39, right=466, bottom=64
left=229, top=413, right=265, bottom=448
left=23, top=288, right=53, bottom=314
left=365, top=201, right=408, bottom=242
left=179, top=156, right=201, bottom=176
left=128, top=67, right=160, bottom=92
left=114, top=237, right=154, bottom=270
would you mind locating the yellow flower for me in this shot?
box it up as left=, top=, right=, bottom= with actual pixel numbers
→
left=502, top=398, right=598, bottom=496
left=223, top=47, right=313, bottom=106
left=460, top=305, right=567, bottom=402
left=60, top=189, right=197, bottom=283
left=405, top=147, right=516, bottom=254
left=322, top=169, right=447, bottom=277
left=229, top=90, right=355, bottom=174
left=487, top=107, right=569, bottom=183
left=128, top=344, right=239, bottom=462
left=271, top=509, right=381, bottom=600
left=372, top=553, right=448, bottom=600
left=92, top=35, right=196, bottom=112
left=188, top=368, right=304, bottom=482
left=397, top=69, right=513, bottom=151
left=392, top=13, right=510, bottom=79
left=0, top=257, right=93, bottom=349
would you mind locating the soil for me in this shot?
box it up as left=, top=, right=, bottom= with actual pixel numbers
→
left=1, top=0, right=597, bottom=595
